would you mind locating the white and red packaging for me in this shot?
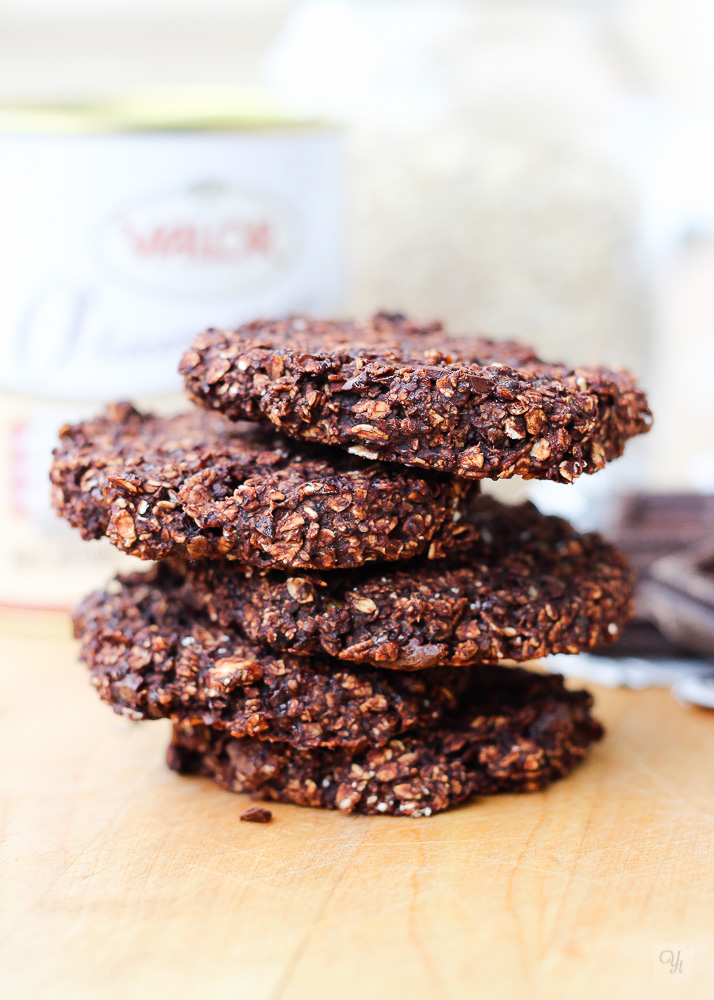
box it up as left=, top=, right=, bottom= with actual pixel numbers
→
left=0, top=98, right=343, bottom=617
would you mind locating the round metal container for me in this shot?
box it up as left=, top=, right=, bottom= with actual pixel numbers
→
left=0, top=95, right=343, bottom=610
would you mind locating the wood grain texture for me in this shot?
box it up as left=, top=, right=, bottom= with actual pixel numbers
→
left=1, top=632, right=713, bottom=1000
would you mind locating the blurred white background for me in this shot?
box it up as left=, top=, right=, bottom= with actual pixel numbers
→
left=3, top=1, right=711, bottom=364
left=2, top=0, right=713, bottom=377
left=0, top=0, right=296, bottom=96
left=1, top=0, right=714, bottom=608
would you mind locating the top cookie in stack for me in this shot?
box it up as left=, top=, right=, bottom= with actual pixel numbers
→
left=179, top=311, right=651, bottom=483
left=56, top=312, right=651, bottom=818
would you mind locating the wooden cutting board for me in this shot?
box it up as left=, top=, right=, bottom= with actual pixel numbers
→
left=2, top=631, right=712, bottom=1000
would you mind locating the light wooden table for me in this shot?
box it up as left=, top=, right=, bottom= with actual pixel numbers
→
left=2, top=631, right=712, bottom=1000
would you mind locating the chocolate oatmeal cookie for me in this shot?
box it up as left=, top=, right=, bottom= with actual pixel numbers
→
left=168, top=667, right=604, bottom=817
left=74, top=567, right=474, bottom=750
left=51, top=403, right=472, bottom=569
left=179, top=312, right=652, bottom=482
left=182, top=498, right=634, bottom=669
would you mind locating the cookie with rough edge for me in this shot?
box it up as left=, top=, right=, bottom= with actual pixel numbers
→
left=51, top=403, right=474, bottom=569
left=167, top=667, right=604, bottom=817
left=73, top=567, right=474, bottom=751
left=179, top=312, right=652, bottom=483
left=181, top=497, right=634, bottom=669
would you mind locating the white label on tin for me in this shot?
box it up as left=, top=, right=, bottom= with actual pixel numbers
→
left=0, top=129, right=342, bottom=400
left=99, top=182, right=295, bottom=297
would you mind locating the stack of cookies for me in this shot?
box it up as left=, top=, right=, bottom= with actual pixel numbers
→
left=52, top=313, right=651, bottom=818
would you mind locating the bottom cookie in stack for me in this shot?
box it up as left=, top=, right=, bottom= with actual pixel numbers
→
left=167, top=668, right=603, bottom=817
